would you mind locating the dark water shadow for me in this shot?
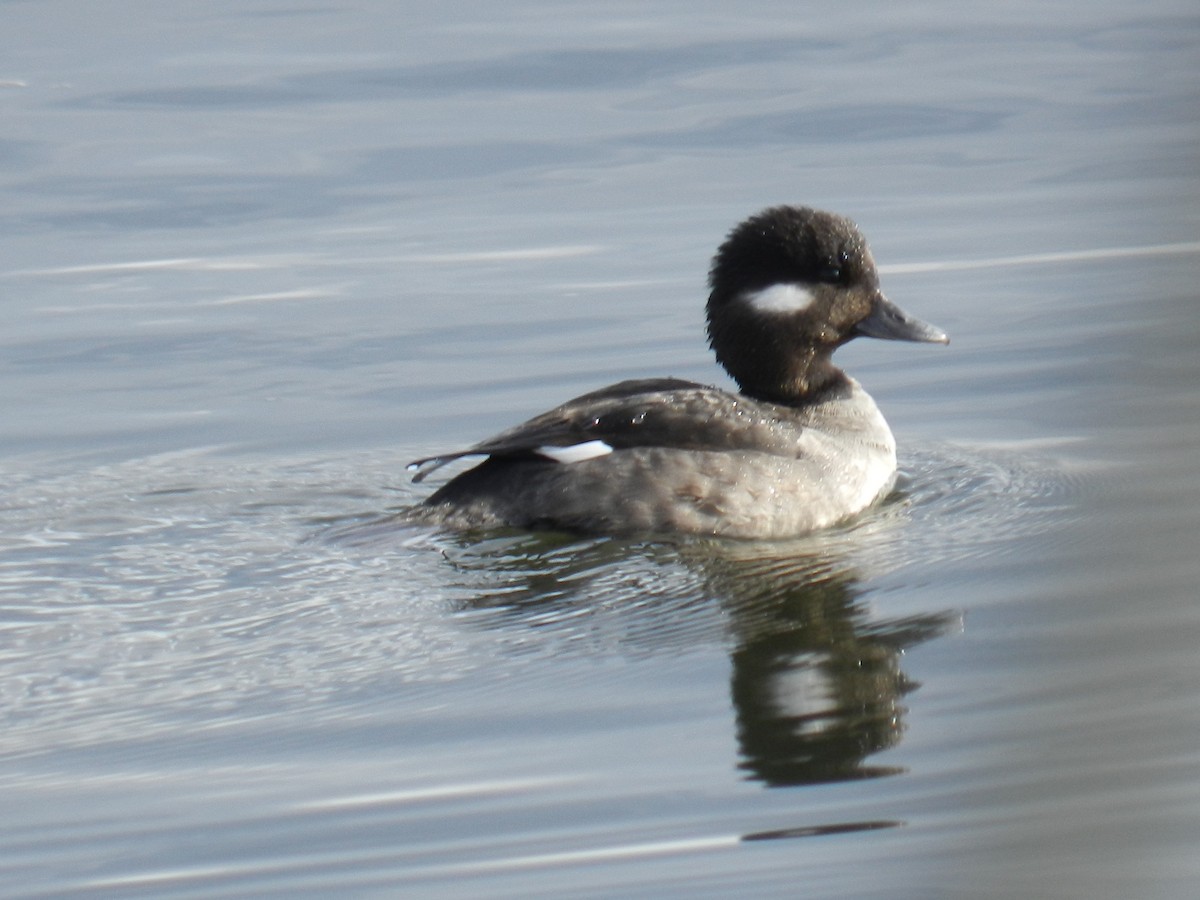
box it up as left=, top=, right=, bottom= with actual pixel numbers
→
left=343, top=521, right=957, bottom=790
left=699, top=544, right=951, bottom=787
left=320, top=438, right=1089, bottom=789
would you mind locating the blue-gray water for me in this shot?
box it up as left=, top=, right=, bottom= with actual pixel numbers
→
left=3, top=2, right=1199, bottom=897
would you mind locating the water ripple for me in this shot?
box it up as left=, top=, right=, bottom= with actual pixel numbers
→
left=0, top=438, right=1090, bottom=762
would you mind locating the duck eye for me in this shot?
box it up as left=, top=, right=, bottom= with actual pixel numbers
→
left=817, top=249, right=851, bottom=284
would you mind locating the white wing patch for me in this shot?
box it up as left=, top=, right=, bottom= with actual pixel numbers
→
left=535, top=440, right=614, bottom=463
left=742, top=283, right=815, bottom=314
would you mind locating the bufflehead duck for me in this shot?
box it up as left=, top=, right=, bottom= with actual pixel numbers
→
left=408, top=205, right=947, bottom=538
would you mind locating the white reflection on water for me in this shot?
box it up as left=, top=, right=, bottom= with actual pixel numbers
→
left=880, top=239, right=1200, bottom=275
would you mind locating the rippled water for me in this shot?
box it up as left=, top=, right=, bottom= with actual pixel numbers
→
left=1, top=438, right=1072, bottom=760
left=3, top=1, right=1199, bottom=897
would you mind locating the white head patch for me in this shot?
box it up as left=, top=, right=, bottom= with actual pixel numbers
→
left=741, top=283, right=815, bottom=315
left=535, top=440, right=614, bottom=464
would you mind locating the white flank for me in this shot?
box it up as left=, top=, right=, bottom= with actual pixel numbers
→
left=536, top=440, right=613, bottom=463
left=742, top=283, right=815, bottom=314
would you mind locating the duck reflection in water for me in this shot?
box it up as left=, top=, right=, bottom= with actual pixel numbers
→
left=434, top=530, right=956, bottom=788
left=719, top=562, right=949, bottom=786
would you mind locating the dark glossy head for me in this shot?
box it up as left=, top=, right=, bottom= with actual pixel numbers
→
left=706, top=205, right=946, bottom=401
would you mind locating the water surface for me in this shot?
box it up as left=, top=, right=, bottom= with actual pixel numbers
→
left=2, top=2, right=1199, bottom=897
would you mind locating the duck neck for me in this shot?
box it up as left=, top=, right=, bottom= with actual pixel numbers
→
left=737, top=353, right=849, bottom=406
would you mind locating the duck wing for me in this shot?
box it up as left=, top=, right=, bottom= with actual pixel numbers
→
left=408, top=377, right=808, bottom=483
